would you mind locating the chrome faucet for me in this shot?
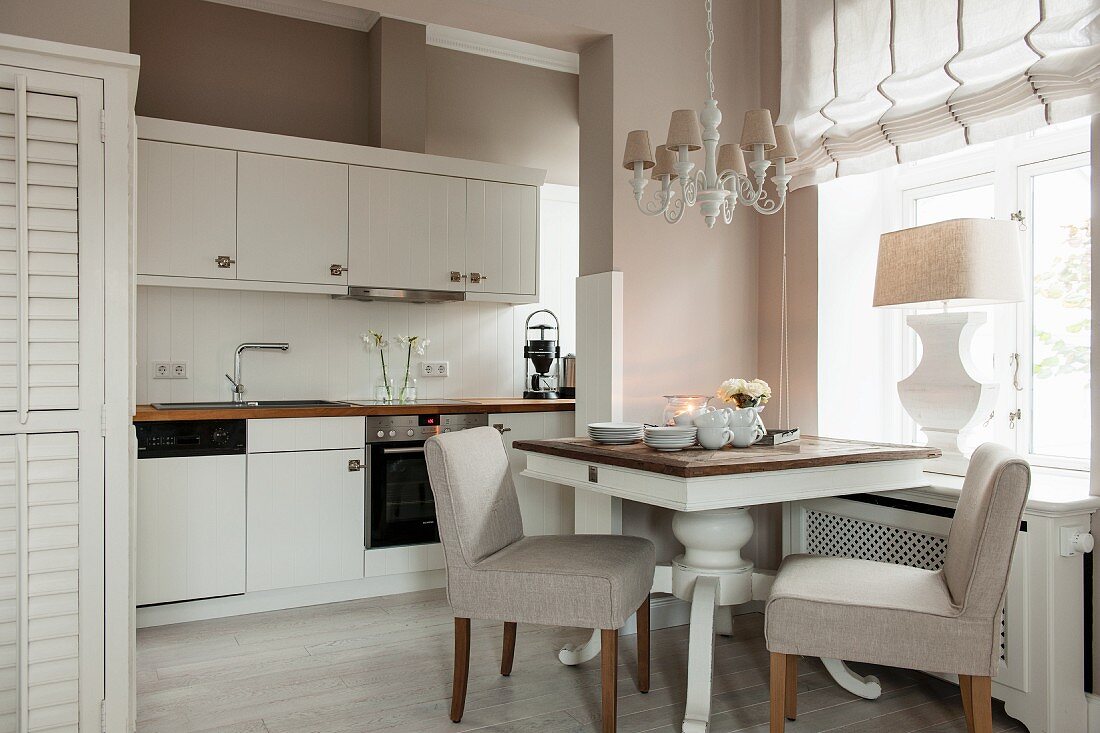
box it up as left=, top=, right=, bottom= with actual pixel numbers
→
left=226, top=342, right=290, bottom=403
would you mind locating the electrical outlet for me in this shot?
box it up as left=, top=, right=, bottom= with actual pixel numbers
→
left=171, top=362, right=188, bottom=379
left=420, top=361, right=449, bottom=378
left=152, top=362, right=171, bottom=379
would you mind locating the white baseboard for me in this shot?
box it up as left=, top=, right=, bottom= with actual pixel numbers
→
left=137, top=570, right=446, bottom=627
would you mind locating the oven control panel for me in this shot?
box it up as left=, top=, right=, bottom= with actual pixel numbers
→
left=366, top=413, right=488, bottom=443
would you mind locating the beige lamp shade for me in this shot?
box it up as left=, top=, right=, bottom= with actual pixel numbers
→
left=651, top=145, right=679, bottom=180
left=873, top=218, right=1024, bottom=308
left=768, top=124, right=798, bottom=162
left=716, top=143, right=747, bottom=177
left=622, top=129, right=655, bottom=170
left=665, top=109, right=703, bottom=151
left=739, top=108, right=777, bottom=151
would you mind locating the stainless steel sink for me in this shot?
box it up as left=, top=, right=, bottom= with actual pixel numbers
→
left=151, top=400, right=350, bottom=410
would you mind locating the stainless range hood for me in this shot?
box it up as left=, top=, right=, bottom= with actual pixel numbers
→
left=336, top=287, right=466, bottom=304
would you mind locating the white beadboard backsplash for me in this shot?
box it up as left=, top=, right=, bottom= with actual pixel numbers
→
left=137, top=186, right=578, bottom=404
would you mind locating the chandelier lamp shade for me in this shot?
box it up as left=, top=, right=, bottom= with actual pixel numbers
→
left=622, top=0, right=797, bottom=228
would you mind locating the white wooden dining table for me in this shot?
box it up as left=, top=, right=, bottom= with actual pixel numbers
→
left=515, top=435, right=940, bottom=733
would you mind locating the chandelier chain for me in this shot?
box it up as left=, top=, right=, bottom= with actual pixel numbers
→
left=705, top=0, right=715, bottom=100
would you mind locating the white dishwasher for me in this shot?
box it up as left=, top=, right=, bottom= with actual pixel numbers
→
left=135, top=420, right=247, bottom=605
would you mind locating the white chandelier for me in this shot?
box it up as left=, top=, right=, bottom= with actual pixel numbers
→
left=621, top=0, right=798, bottom=228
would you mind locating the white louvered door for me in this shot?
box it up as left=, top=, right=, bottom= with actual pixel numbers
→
left=0, top=64, right=106, bottom=733
left=0, top=75, right=88, bottom=419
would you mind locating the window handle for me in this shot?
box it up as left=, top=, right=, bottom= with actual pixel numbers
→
left=1009, top=352, right=1023, bottom=392
left=1009, top=409, right=1023, bottom=429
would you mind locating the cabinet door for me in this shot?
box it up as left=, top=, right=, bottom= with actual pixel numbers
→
left=236, top=153, right=349, bottom=286
left=0, top=433, right=83, bottom=732
left=489, top=412, right=574, bottom=535
left=137, top=141, right=237, bottom=279
left=136, top=454, right=246, bottom=605
left=0, top=79, right=103, bottom=416
left=246, top=448, right=365, bottom=592
left=467, top=181, right=538, bottom=297
left=348, top=167, right=466, bottom=291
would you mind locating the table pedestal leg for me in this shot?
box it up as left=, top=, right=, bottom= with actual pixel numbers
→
left=671, top=507, right=756, bottom=733
left=821, top=658, right=882, bottom=699
left=558, top=629, right=602, bottom=666
left=682, top=576, right=719, bottom=733
left=714, top=607, right=734, bottom=637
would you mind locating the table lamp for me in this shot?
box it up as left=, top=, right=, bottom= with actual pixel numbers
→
left=873, top=218, right=1024, bottom=474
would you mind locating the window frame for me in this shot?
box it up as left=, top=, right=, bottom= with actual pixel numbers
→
left=893, top=121, right=1091, bottom=472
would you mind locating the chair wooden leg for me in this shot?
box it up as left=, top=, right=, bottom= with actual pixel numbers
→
left=784, top=654, right=798, bottom=721
left=601, top=629, right=618, bottom=733
left=450, top=618, right=470, bottom=723
left=959, top=675, right=975, bottom=733
left=637, top=595, right=650, bottom=693
left=967, top=675, right=993, bottom=733
left=770, top=652, right=789, bottom=733
left=501, top=622, right=517, bottom=676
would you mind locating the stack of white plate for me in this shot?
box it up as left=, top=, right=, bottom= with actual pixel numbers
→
left=587, top=422, right=644, bottom=444
left=643, top=426, right=697, bottom=452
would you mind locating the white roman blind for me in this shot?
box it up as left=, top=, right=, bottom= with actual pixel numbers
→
left=0, top=80, right=81, bottom=419
left=0, top=433, right=80, bottom=733
left=780, top=0, right=1100, bottom=189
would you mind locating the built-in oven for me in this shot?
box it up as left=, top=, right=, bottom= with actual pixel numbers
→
left=366, top=413, right=488, bottom=548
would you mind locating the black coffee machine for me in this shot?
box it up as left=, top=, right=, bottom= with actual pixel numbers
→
left=523, top=309, right=561, bottom=399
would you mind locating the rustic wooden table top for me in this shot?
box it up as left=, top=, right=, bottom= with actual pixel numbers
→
left=513, top=435, right=941, bottom=479
left=133, top=398, right=575, bottom=422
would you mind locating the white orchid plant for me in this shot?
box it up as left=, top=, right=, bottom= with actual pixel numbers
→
left=716, top=377, right=772, bottom=409
left=394, top=334, right=430, bottom=402
left=360, top=331, right=431, bottom=402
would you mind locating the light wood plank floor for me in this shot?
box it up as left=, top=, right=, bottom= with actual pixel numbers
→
left=137, top=588, right=1027, bottom=733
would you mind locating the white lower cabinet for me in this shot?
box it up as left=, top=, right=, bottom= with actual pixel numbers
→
left=136, top=454, right=246, bottom=605
left=246, top=447, right=365, bottom=592
left=489, top=411, right=575, bottom=535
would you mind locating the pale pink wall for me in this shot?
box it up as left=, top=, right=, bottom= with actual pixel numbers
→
left=425, top=46, right=579, bottom=186
left=0, top=0, right=129, bottom=52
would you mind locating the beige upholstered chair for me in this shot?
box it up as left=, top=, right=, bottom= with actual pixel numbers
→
left=765, top=443, right=1031, bottom=733
left=425, top=426, right=656, bottom=733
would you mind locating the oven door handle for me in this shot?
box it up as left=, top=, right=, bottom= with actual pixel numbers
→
left=381, top=446, right=426, bottom=455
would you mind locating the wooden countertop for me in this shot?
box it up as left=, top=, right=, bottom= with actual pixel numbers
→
left=133, top=398, right=575, bottom=422
left=513, top=436, right=940, bottom=479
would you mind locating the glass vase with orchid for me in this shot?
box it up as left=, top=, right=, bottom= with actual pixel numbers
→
left=395, top=335, right=430, bottom=403
left=361, top=330, right=393, bottom=402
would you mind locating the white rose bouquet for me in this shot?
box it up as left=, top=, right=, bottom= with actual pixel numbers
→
left=716, top=377, right=772, bottom=408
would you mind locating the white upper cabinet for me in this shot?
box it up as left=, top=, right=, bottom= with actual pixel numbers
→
left=236, top=152, right=349, bottom=287
left=137, top=141, right=237, bottom=280
left=348, top=167, right=466, bottom=292
left=467, top=180, right=538, bottom=298
left=134, top=119, right=544, bottom=300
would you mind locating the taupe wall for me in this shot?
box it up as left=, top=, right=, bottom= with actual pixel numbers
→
left=130, top=0, right=372, bottom=145
left=426, top=46, right=579, bottom=186
left=369, top=18, right=427, bottom=152
left=0, top=0, right=129, bottom=53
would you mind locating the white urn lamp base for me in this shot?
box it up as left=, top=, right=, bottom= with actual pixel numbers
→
left=898, top=310, right=999, bottom=474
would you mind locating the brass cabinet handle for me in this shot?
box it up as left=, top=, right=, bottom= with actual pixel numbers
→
left=469, top=272, right=487, bottom=283
left=215, top=255, right=236, bottom=268
left=450, top=271, right=467, bottom=283
left=348, top=459, right=363, bottom=472
left=330, top=264, right=349, bottom=277
left=493, top=423, right=512, bottom=434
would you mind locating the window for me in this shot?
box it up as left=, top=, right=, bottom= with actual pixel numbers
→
left=896, top=121, right=1091, bottom=470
